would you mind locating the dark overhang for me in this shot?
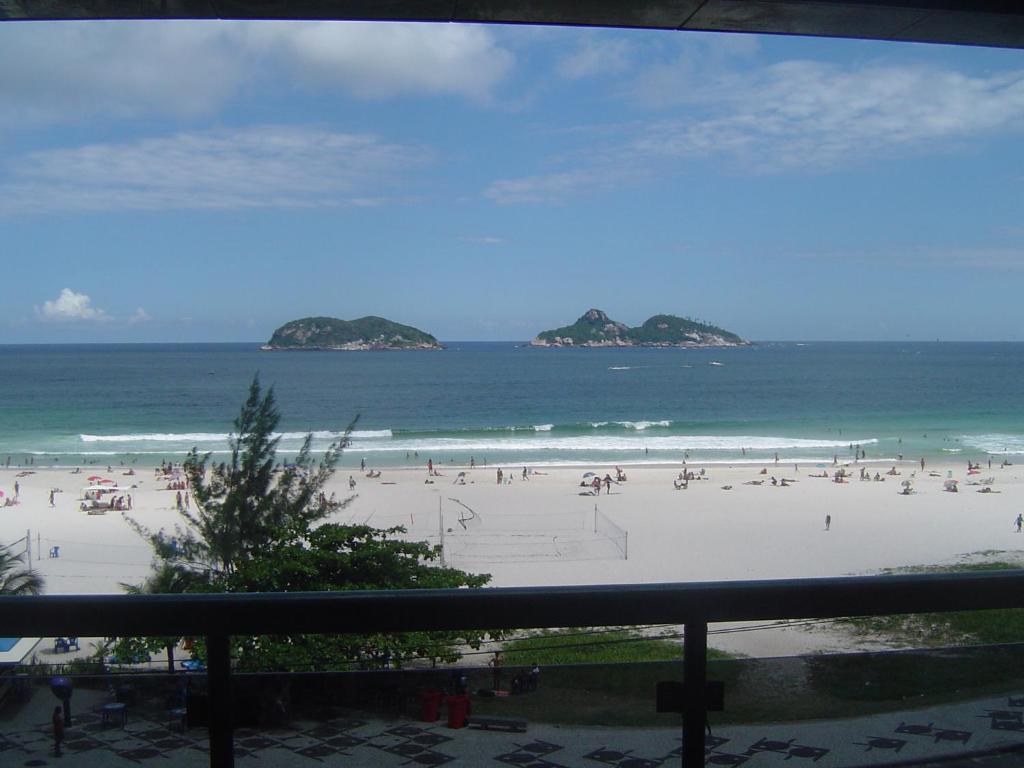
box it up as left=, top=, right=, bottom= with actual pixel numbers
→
left=1, top=1, right=1024, bottom=50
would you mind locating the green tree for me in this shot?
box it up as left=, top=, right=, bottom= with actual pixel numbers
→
left=224, top=524, right=491, bottom=671
left=0, top=543, right=43, bottom=595
left=130, top=375, right=349, bottom=580
left=122, top=374, right=493, bottom=672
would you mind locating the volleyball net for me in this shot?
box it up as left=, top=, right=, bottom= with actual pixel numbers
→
left=343, top=499, right=627, bottom=564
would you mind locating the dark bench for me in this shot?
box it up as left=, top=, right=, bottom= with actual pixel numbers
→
left=468, top=716, right=527, bottom=733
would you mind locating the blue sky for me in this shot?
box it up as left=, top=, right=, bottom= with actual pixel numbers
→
left=1, top=22, right=1022, bottom=342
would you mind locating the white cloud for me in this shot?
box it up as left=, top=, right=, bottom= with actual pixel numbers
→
left=487, top=61, right=1024, bottom=202
left=37, top=289, right=109, bottom=322
left=244, top=22, right=514, bottom=102
left=557, top=38, right=633, bottom=80
left=0, top=21, right=514, bottom=126
left=0, top=125, right=429, bottom=214
left=128, top=308, right=151, bottom=324
left=635, top=62, right=1024, bottom=171
left=485, top=169, right=612, bottom=204
left=0, top=23, right=243, bottom=125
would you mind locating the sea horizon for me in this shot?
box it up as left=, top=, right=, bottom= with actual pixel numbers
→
left=0, top=341, right=1022, bottom=469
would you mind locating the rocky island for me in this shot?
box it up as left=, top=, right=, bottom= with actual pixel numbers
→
left=262, top=316, right=442, bottom=351
left=531, top=309, right=747, bottom=348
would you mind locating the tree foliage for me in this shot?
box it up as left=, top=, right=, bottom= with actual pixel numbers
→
left=119, top=375, right=492, bottom=672
left=0, top=542, right=43, bottom=595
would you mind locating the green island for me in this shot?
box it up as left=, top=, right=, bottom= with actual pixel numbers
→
left=262, top=316, right=441, bottom=351
left=532, top=308, right=747, bottom=347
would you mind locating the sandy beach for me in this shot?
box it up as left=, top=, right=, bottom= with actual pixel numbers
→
left=3, top=458, right=1023, bottom=656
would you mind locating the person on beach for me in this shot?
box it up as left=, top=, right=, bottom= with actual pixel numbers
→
left=428, top=459, right=433, bottom=476
left=603, top=474, right=613, bottom=494
left=496, top=468, right=503, bottom=485
left=920, top=457, right=926, bottom=471
left=14, top=480, right=19, bottom=498
left=52, top=705, right=64, bottom=756
left=489, top=651, right=504, bottom=692
left=1016, top=514, right=1022, bottom=533
left=349, top=475, right=356, bottom=490
left=470, top=456, right=475, bottom=468
left=522, top=467, right=528, bottom=480
left=361, top=457, right=366, bottom=471
left=49, top=489, right=55, bottom=507
left=825, top=514, right=831, bottom=531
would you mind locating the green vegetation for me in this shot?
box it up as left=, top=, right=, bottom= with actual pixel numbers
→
left=266, top=315, right=440, bottom=349
left=628, top=314, right=745, bottom=345
left=535, top=308, right=629, bottom=344
left=116, top=376, right=491, bottom=672
left=0, top=542, right=43, bottom=595
left=839, top=561, right=1024, bottom=646
left=502, top=627, right=731, bottom=665
left=534, top=308, right=746, bottom=346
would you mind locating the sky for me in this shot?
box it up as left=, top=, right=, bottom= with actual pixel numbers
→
left=1, top=21, right=1022, bottom=343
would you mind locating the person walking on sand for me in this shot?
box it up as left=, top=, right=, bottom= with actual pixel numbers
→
left=921, top=457, right=925, bottom=471
left=14, top=480, right=19, bottom=499
left=48, top=489, right=55, bottom=507
left=427, top=458, right=433, bottom=476
left=825, top=514, right=831, bottom=531
left=497, top=468, right=503, bottom=485
left=52, top=705, right=64, bottom=756
left=1016, top=514, right=1022, bottom=533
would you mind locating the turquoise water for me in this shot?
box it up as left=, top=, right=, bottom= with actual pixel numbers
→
left=0, top=342, right=1022, bottom=468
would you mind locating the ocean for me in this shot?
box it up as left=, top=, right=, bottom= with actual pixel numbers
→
left=1, top=341, right=1022, bottom=469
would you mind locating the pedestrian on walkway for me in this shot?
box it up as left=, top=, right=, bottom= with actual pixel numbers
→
left=52, top=706, right=64, bottom=756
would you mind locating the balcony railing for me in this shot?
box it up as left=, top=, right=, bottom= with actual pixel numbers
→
left=5, top=570, right=1024, bottom=768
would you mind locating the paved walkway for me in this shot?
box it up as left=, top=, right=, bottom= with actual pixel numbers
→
left=4, top=686, right=1024, bottom=767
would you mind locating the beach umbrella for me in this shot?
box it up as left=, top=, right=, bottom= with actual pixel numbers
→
left=88, top=475, right=102, bottom=481
left=99, top=478, right=116, bottom=485
left=582, top=472, right=596, bottom=478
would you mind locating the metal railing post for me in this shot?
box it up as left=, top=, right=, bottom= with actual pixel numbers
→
left=682, top=620, right=708, bottom=767
left=206, top=633, right=234, bottom=768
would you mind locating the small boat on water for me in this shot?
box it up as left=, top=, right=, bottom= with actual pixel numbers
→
left=709, top=361, right=724, bottom=367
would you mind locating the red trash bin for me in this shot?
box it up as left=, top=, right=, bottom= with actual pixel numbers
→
left=419, top=690, right=443, bottom=722
left=445, top=694, right=470, bottom=728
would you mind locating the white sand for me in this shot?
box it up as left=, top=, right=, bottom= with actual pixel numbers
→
left=3, top=459, right=1023, bottom=656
